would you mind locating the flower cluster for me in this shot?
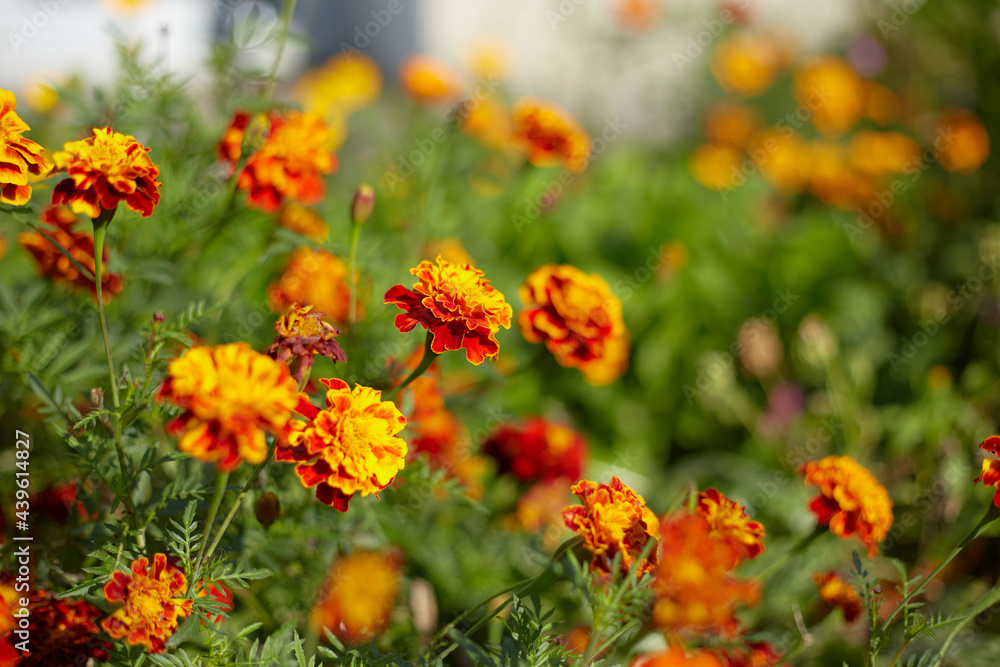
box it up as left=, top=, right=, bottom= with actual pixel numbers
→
left=0, top=89, right=51, bottom=205
left=482, top=417, right=587, bottom=484
left=102, top=554, right=193, bottom=654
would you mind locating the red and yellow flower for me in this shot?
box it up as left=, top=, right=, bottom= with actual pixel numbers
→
left=267, top=302, right=346, bottom=383
left=482, top=417, right=587, bottom=484
left=18, top=206, right=124, bottom=302
left=813, top=570, right=863, bottom=623
left=102, top=554, right=193, bottom=654
left=651, top=512, right=760, bottom=638
left=221, top=110, right=337, bottom=213
left=511, top=99, right=591, bottom=172
left=52, top=127, right=161, bottom=218
left=800, top=455, right=894, bottom=557
left=0, top=89, right=51, bottom=205
left=276, top=378, right=407, bottom=511
left=385, top=256, right=512, bottom=365
left=195, top=582, right=234, bottom=625
left=518, top=264, right=628, bottom=385
left=399, top=56, right=463, bottom=104
left=311, top=551, right=401, bottom=644
left=269, top=247, right=357, bottom=324
left=562, top=476, right=661, bottom=576
left=973, top=435, right=1000, bottom=509
left=697, top=489, right=765, bottom=567
left=157, top=342, right=299, bottom=472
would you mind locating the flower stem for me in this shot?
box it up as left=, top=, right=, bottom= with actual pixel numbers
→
left=348, top=221, right=362, bottom=325
left=196, top=471, right=231, bottom=574
left=932, top=582, right=1000, bottom=664
left=264, top=0, right=297, bottom=98
left=91, top=220, right=119, bottom=410
left=202, top=456, right=271, bottom=567
left=385, top=332, right=438, bottom=401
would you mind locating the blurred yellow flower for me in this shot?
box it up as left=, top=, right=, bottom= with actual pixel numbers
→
left=704, top=102, right=761, bottom=150
left=24, top=78, right=60, bottom=114
left=279, top=203, right=329, bottom=242
left=462, top=96, right=515, bottom=152
left=689, top=143, right=743, bottom=191
left=469, top=39, right=510, bottom=81
left=311, top=551, right=401, bottom=643
left=295, top=53, right=382, bottom=149
left=848, top=131, right=920, bottom=177
left=806, top=140, right=873, bottom=210
left=936, top=109, right=990, bottom=174
left=711, top=33, right=781, bottom=97
left=269, top=247, right=357, bottom=325
left=422, top=237, right=474, bottom=267
left=795, top=56, right=864, bottom=136
left=400, top=56, right=463, bottom=104
left=749, top=128, right=805, bottom=194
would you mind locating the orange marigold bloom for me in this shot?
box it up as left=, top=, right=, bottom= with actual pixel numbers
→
left=813, top=570, right=863, bottom=623
left=280, top=203, right=329, bottom=241
left=936, top=109, right=990, bottom=174
left=518, top=264, right=628, bottom=386
left=512, top=99, right=591, bottom=172
left=697, top=489, right=766, bottom=566
left=102, top=554, right=193, bottom=654
left=631, top=647, right=726, bottom=667
left=800, top=455, right=894, bottom=557
left=385, top=256, right=512, bottom=365
left=311, top=551, right=401, bottom=644
left=267, top=302, right=346, bottom=384
left=0, top=89, right=51, bottom=206
left=222, top=110, right=337, bottom=213
left=848, top=131, right=921, bottom=177
left=973, top=435, right=1000, bottom=509
left=704, top=103, right=761, bottom=150
left=562, top=476, right=661, bottom=576
left=157, top=342, right=299, bottom=472
left=689, top=143, right=743, bottom=191
left=794, top=57, right=865, bottom=136
left=269, top=247, right=357, bottom=324
left=750, top=128, right=806, bottom=194
left=18, top=206, right=124, bottom=302
left=276, top=378, right=407, bottom=511
left=52, top=127, right=160, bottom=218
left=399, top=55, right=463, bottom=104
left=482, top=417, right=587, bottom=484
left=710, top=33, right=781, bottom=97
left=652, top=512, right=760, bottom=638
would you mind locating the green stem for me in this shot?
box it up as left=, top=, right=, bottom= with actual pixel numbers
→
left=264, top=0, right=297, bottom=98
left=348, top=222, right=362, bottom=325
left=202, top=457, right=271, bottom=566
left=91, top=220, right=119, bottom=410
left=932, top=582, right=1000, bottom=665
left=884, top=504, right=1000, bottom=627
left=385, top=332, right=438, bottom=401
left=753, top=526, right=825, bottom=581
left=196, top=471, right=231, bottom=574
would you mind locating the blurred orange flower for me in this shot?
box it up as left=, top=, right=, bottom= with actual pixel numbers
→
left=0, top=89, right=51, bottom=205
left=936, top=109, right=990, bottom=174
left=18, top=206, right=124, bottom=302
left=518, top=264, right=628, bottom=386
left=462, top=96, right=515, bottom=152
left=794, top=57, right=864, bottom=136
left=385, top=256, right=512, bottom=365
left=705, top=103, right=761, bottom=150
left=615, top=0, right=662, bottom=31
left=277, top=378, right=407, bottom=511
left=311, top=551, right=401, bottom=644
left=280, top=203, right=329, bottom=242
left=800, top=455, right=894, bottom=557
left=157, top=342, right=299, bottom=472
left=690, top=143, right=743, bottom=191
left=711, top=33, right=781, bottom=97
left=652, top=512, right=760, bottom=638
left=631, top=648, right=726, bottom=667
left=512, top=479, right=573, bottom=542
left=482, top=417, right=587, bottom=484
left=848, top=131, right=920, bottom=177
left=562, top=475, right=661, bottom=576
left=973, top=435, right=1000, bottom=509
left=806, top=140, right=874, bottom=210
left=813, top=570, right=863, bottom=622
left=862, top=82, right=902, bottom=126
left=269, top=247, right=357, bottom=325
left=697, top=489, right=765, bottom=566
left=102, top=554, right=192, bottom=654
left=52, top=127, right=160, bottom=218
left=296, top=53, right=382, bottom=149
left=750, top=128, right=806, bottom=194
left=511, top=99, right=591, bottom=172
left=422, top=237, right=475, bottom=267
left=400, top=56, right=463, bottom=104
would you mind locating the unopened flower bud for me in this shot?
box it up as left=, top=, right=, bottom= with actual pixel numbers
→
left=255, top=491, right=281, bottom=528
left=153, top=311, right=165, bottom=323
left=351, top=183, right=375, bottom=226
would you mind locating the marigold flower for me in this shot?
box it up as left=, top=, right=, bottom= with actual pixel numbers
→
left=18, top=206, right=124, bottom=302
left=267, top=302, right=346, bottom=383
left=794, top=57, right=865, bottom=136
left=462, top=96, right=515, bottom=152
left=562, top=476, right=661, bottom=576
left=511, top=99, right=591, bottom=172
left=269, top=247, right=357, bottom=324
left=848, top=131, right=920, bottom=177
left=483, top=417, right=587, bottom=484
left=936, top=109, right=990, bottom=174
left=385, top=256, right=512, bottom=365
left=697, top=489, right=765, bottom=566
left=690, top=143, right=743, bottom=191
left=51, top=127, right=160, bottom=218
left=800, top=455, right=894, bottom=557
left=102, top=554, right=193, bottom=654
left=710, top=33, right=781, bottom=97
left=277, top=378, right=407, bottom=511
left=615, top=0, right=662, bottom=31
left=973, top=435, right=1000, bottom=509
left=296, top=53, right=382, bottom=148
left=518, top=264, right=628, bottom=385
left=0, top=89, right=51, bottom=206
left=400, top=56, right=463, bottom=104
left=749, top=128, right=806, bottom=194
left=311, top=551, right=401, bottom=644
left=813, top=570, right=863, bottom=623
left=222, top=110, right=337, bottom=213
left=195, top=582, right=234, bottom=625
left=469, top=39, right=510, bottom=81
left=863, top=81, right=902, bottom=126
left=652, top=512, right=760, bottom=638
left=157, top=342, right=299, bottom=472
left=805, top=141, right=875, bottom=211
left=631, top=647, right=726, bottom=667
left=704, top=103, right=762, bottom=150
left=280, top=203, right=329, bottom=241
